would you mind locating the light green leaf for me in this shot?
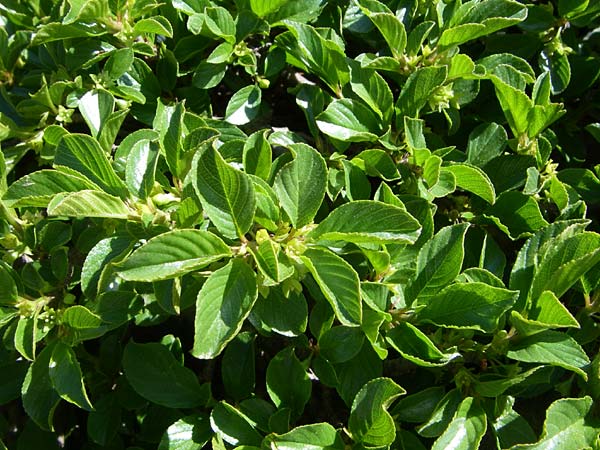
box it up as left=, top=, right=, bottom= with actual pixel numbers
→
left=348, top=377, right=405, bottom=447
left=349, top=61, right=394, bottom=124
left=61, top=306, right=102, bottom=329
left=273, top=143, right=326, bottom=228
left=54, top=134, right=127, bottom=197
left=210, top=401, right=263, bottom=447
left=78, top=90, right=114, bottom=139
left=266, top=346, right=312, bottom=417
left=134, top=16, right=174, bottom=37
left=243, top=130, right=272, bottom=180
left=47, top=190, right=131, bottom=219
left=416, top=282, right=518, bottom=333
left=316, top=98, right=382, bottom=142
left=507, top=330, right=590, bottom=379
left=442, top=164, right=496, bottom=204
left=263, top=423, right=344, bottom=450
left=123, top=341, right=208, bottom=408
left=510, top=396, right=598, bottom=450
left=21, top=343, right=61, bottom=431
left=225, top=85, right=262, bottom=125
left=529, top=231, right=600, bottom=301
left=396, top=66, right=447, bottom=118
left=466, top=122, right=507, bottom=167
left=405, top=223, right=469, bottom=304
left=431, top=397, right=487, bottom=450
left=104, top=47, right=134, bottom=80
left=249, top=0, right=287, bottom=17
left=353, top=149, right=400, bottom=180
left=385, top=322, right=452, bottom=367
left=301, top=247, right=362, bottom=326
left=490, top=77, right=532, bottom=136
left=0, top=262, right=18, bottom=305
left=309, top=200, right=421, bottom=245
left=158, top=414, right=212, bottom=450
left=192, top=144, right=256, bottom=239
left=364, top=11, right=407, bottom=58
left=192, top=259, right=258, bottom=359
left=125, top=139, right=159, bottom=199
left=49, top=342, right=94, bottom=411
left=511, top=290, right=579, bottom=336
left=117, top=229, right=230, bottom=282
left=15, top=316, right=36, bottom=361
left=81, top=235, right=132, bottom=298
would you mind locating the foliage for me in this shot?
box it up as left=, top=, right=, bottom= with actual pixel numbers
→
left=1, top=0, right=600, bottom=448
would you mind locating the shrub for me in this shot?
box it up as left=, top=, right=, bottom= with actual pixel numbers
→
left=1, top=0, right=600, bottom=448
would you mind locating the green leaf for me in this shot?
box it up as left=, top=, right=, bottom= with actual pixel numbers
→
left=319, top=326, right=364, bottom=363
left=390, top=387, right=446, bottom=423
left=431, top=397, right=487, bottom=450
left=396, top=66, right=447, bottom=118
left=134, top=16, right=174, bottom=38
left=243, top=130, right=272, bottom=181
left=363, top=11, right=407, bottom=58
left=117, top=229, right=230, bottom=282
left=490, top=77, right=532, bottom=136
left=158, top=414, right=212, bottom=450
left=21, top=343, right=61, bottom=431
left=192, top=144, right=256, bottom=239
left=316, top=98, right=381, bottom=142
left=441, top=164, right=496, bottom=204
left=125, top=139, right=159, bottom=199
left=507, top=330, right=590, bottom=379
left=61, top=306, right=102, bottom=329
left=302, top=247, right=362, bottom=326
left=249, top=0, right=287, bottom=17
left=250, top=287, right=307, bottom=337
left=81, top=235, right=132, bottom=298
left=405, top=223, right=470, bottom=304
left=348, top=377, right=405, bottom=447
left=353, top=149, right=400, bottom=180
left=466, top=122, right=507, bottom=167
left=49, top=342, right=93, bottom=411
left=273, top=143, right=327, bottom=228
left=54, top=134, right=127, bottom=197
left=47, top=190, right=131, bottom=219
left=309, top=200, right=421, bottom=245
left=416, top=282, right=517, bottom=333
left=348, top=61, right=394, bottom=124
left=529, top=231, right=600, bottom=302
left=192, top=259, right=258, bottom=359
left=221, top=332, right=255, bottom=402
left=77, top=90, right=114, bottom=139
left=483, top=191, right=548, bottom=239
left=210, top=401, right=262, bottom=447
left=155, top=101, right=185, bottom=179
left=510, top=396, right=598, bottom=450
left=104, top=47, right=134, bottom=80
left=123, top=341, right=208, bottom=408
left=266, top=346, right=312, bottom=417
left=385, top=322, right=453, bottom=367
left=440, top=0, right=527, bottom=47
left=0, top=262, right=18, bottom=305
left=263, top=423, right=344, bottom=450
left=225, top=85, right=262, bottom=125
left=511, top=290, right=579, bottom=336
left=15, top=316, right=36, bottom=361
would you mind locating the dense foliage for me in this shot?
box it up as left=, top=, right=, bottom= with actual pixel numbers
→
left=1, top=0, right=600, bottom=448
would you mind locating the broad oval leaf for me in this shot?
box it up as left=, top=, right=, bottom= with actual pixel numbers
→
left=210, top=401, right=263, bottom=447
left=316, top=98, right=382, bottom=142
left=225, top=85, right=262, bottom=125
left=47, top=190, right=132, bottom=219
left=416, top=282, right=518, bottom=333
left=192, top=144, right=256, bottom=239
left=273, top=143, right=327, bottom=228
left=263, top=423, right=344, bottom=450
left=301, top=247, right=362, bottom=326
left=442, top=164, right=496, bottom=204
left=126, top=139, right=159, bottom=199
left=123, top=341, right=208, bottom=408
left=266, top=346, right=312, bottom=417
left=348, top=377, right=406, bottom=447
left=192, top=259, right=258, bottom=359
left=54, top=134, right=127, bottom=197
left=309, top=200, right=421, bottom=245
left=406, top=223, right=470, bottom=304
left=431, top=397, right=487, bottom=450
left=49, top=342, right=94, bottom=411
left=158, top=414, right=212, bottom=450
left=116, top=229, right=231, bottom=282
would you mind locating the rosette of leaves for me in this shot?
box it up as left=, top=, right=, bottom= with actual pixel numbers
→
left=1, top=0, right=600, bottom=449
